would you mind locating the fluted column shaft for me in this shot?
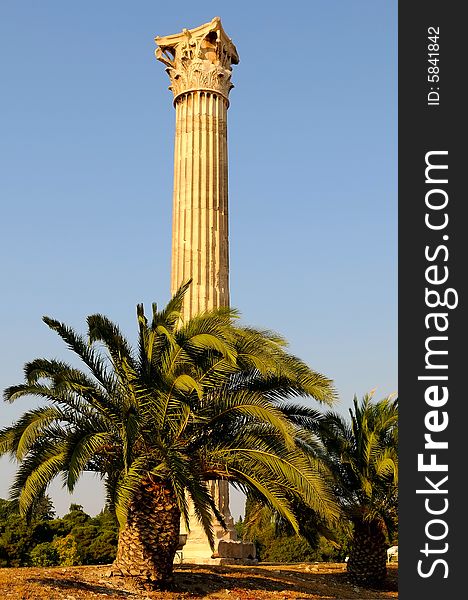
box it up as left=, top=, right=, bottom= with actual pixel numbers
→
left=171, top=90, right=229, bottom=321
left=172, top=88, right=234, bottom=540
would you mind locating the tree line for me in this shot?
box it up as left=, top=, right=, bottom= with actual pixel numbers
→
left=0, top=498, right=118, bottom=568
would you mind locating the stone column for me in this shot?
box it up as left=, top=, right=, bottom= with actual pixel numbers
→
left=155, top=17, right=238, bottom=322
left=155, top=17, right=239, bottom=562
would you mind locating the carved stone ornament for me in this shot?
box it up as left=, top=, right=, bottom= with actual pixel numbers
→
left=155, top=17, right=239, bottom=104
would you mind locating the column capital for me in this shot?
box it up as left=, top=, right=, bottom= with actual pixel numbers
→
left=155, top=17, right=239, bottom=104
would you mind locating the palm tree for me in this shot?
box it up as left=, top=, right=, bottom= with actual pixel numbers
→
left=0, top=282, right=338, bottom=587
left=316, top=392, right=398, bottom=587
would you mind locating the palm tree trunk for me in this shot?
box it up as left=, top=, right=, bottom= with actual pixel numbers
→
left=110, top=477, right=181, bottom=587
left=347, top=518, right=387, bottom=587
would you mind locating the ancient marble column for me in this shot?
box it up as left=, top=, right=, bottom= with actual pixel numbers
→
left=155, top=17, right=238, bottom=322
left=155, top=17, right=239, bottom=562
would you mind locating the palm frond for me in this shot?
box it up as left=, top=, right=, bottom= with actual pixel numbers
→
left=42, top=317, right=115, bottom=392
left=13, top=449, right=67, bottom=517
left=66, top=432, right=114, bottom=490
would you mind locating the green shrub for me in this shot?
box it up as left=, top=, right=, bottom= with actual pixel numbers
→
left=29, top=542, right=59, bottom=567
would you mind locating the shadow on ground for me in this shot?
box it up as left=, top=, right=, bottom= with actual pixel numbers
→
left=168, top=563, right=398, bottom=598
left=27, top=575, right=137, bottom=597
left=0, top=562, right=398, bottom=599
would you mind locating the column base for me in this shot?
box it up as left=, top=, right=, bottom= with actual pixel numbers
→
left=176, top=556, right=259, bottom=566
left=177, top=532, right=257, bottom=565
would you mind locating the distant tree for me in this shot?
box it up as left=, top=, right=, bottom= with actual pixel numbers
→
left=0, top=498, right=16, bottom=522
left=234, top=516, right=244, bottom=540
left=29, top=541, right=59, bottom=566
left=87, top=530, right=118, bottom=564
left=92, top=508, right=119, bottom=563
left=48, top=504, right=90, bottom=540
left=0, top=498, right=118, bottom=566
left=48, top=505, right=118, bottom=565
left=266, top=535, right=318, bottom=563
left=91, top=507, right=118, bottom=532
left=0, top=502, right=41, bottom=566
left=0, top=545, right=8, bottom=568
left=34, top=495, right=55, bottom=521
left=53, top=533, right=81, bottom=566
left=62, top=504, right=91, bottom=527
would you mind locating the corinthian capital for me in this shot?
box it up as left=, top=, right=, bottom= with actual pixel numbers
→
left=155, top=17, right=239, bottom=104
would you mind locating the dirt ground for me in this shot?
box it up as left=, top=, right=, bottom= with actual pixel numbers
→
left=0, top=562, right=397, bottom=599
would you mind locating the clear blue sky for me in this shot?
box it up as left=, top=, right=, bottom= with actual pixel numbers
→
left=0, top=1, right=397, bottom=519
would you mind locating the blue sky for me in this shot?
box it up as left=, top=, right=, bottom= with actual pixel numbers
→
left=0, top=1, right=397, bottom=519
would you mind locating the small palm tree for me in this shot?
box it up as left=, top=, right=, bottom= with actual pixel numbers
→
left=0, top=283, right=338, bottom=587
left=317, top=392, right=398, bottom=587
